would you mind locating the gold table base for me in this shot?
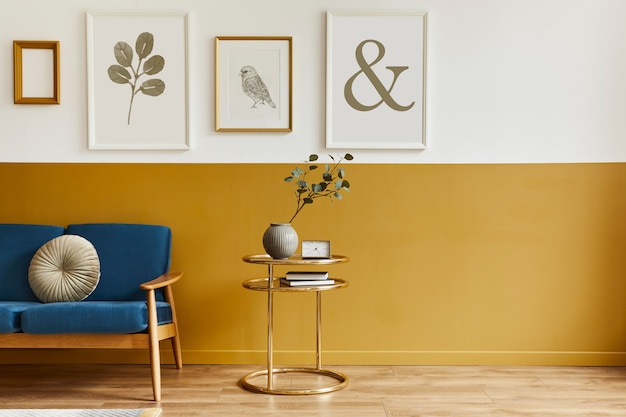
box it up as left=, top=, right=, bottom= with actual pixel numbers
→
left=239, top=367, right=348, bottom=395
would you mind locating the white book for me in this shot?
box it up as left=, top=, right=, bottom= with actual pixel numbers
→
left=280, top=278, right=335, bottom=287
left=285, top=271, right=329, bottom=280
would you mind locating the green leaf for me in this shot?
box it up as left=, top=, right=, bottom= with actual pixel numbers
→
left=284, top=153, right=355, bottom=223
left=135, top=32, right=154, bottom=59
left=114, top=42, right=133, bottom=67
left=143, top=55, right=165, bottom=75
left=107, top=65, right=132, bottom=84
left=140, top=79, right=166, bottom=96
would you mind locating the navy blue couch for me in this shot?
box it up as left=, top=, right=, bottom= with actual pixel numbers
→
left=0, top=223, right=183, bottom=401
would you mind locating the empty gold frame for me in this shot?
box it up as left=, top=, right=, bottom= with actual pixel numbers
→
left=13, top=40, right=60, bottom=104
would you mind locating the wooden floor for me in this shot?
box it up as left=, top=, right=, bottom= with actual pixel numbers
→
left=1, top=364, right=626, bottom=416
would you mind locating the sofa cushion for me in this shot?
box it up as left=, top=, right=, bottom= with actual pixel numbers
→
left=0, top=224, right=66, bottom=302
left=28, top=235, right=101, bottom=303
left=0, top=301, right=41, bottom=333
left=65, top=224, right=172, bottom=302
left=20, top=301, right=173, bottom=334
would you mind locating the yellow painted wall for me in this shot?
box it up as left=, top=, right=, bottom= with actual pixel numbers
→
left=1, top=162, right=626, bottom=366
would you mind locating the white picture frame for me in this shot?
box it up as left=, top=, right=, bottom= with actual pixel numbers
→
left=326, top=10, right=427, bottom=150
left=86, top=11, right=189, bottom=150
left=215, top=36, right=292, bottom=132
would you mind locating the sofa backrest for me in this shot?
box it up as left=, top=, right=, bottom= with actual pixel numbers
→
left=0, top=224, right=65, bottom=301
left=65, top=223, right=172, bottom=301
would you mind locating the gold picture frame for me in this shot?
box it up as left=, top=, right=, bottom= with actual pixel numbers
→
left=13, top=40, right=60, bottom=104
left=215, top=36, right=292, bottom=132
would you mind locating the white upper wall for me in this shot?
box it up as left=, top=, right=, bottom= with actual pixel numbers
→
left=1, top=0, right=625, bottom=163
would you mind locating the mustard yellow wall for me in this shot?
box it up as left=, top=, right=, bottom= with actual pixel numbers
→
left=1, top=163, right=626, bottom=366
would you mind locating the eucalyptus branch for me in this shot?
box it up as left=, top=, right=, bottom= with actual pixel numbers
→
left=284, top=153, right=353, bottom=223
left=107, top=32, right=166, bottom=125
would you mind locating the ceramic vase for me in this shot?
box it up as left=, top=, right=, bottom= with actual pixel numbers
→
left=262, top=223, right=298, bottom=259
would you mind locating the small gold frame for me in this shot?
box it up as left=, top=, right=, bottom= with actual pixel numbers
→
left=13, top=40, right=60, bottom=104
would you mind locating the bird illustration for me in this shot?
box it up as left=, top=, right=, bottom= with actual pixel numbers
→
left=239, top=65, right=276, bottom=109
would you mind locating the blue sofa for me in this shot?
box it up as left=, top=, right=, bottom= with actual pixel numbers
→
left=0, top=223, right=182, bottom=401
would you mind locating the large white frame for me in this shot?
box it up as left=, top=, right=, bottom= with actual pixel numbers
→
left=86, top=11, right=189, bottom=150
left=326, top=10, right=427, bottom=150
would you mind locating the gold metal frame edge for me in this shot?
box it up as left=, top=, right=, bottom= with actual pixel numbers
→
left=239, top=367, right=348, bottom=395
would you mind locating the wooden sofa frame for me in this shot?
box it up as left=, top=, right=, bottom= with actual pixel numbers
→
left=0, top=271, right=183, bottom=402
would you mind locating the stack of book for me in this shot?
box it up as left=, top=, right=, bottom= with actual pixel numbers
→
left=280, top=271, right=335, bottom=286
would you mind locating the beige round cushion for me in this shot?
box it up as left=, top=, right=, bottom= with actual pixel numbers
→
left=28, top=235, right=101, bottom=303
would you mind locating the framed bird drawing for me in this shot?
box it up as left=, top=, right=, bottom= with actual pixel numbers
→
left=215, top=36, right=292, bottom=132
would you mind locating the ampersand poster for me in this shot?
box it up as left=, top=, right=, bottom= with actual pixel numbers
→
left=326, top=11, right=427, bottom=149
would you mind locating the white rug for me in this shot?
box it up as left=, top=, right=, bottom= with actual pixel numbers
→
left=0, top=410, right=161, bottom=417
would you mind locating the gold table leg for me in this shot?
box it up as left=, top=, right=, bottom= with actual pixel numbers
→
left=267, top=263, right=274, bottom=391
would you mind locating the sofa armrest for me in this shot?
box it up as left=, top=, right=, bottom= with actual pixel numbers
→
left=140, top=271, right=183, bottom=291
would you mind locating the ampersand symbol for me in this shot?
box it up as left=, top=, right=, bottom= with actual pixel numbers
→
left=344, top=39, right=415, bottom=112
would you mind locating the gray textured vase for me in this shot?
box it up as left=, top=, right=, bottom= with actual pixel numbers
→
left=262, top=223, right=298, bottom=259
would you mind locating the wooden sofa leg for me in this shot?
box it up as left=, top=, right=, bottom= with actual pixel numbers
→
left=150, top=338, right=162, bottom=401
left=147, top=290, right=162, bottom=401
left=171, top=335, right=183, bottom=369
left=165, top=285, right=183, bottom=370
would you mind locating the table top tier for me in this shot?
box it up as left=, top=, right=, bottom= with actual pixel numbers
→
left=242, top=254, right=349, bottom=265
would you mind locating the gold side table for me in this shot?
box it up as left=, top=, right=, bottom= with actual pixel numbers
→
left=240, top=254, right=349, bottom=395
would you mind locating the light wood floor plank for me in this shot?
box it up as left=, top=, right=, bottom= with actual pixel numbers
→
left=1, top=364, right=626, bottom=416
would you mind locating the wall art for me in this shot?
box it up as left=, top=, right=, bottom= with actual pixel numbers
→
left=215, top=36, right=292, bottom=132
left=326, top=10, right=427, bottom=149
left=86, top=11, right=189, bottom=150
left=13, top=40, right=60, bottom=104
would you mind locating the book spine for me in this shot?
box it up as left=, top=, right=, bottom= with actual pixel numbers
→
left=285, top=271, right=329, bottom=280
left=280, top=278, right=335, bottom=286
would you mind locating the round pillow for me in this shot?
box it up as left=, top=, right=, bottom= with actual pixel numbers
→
left=28, top=235, right=101, bottom=303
